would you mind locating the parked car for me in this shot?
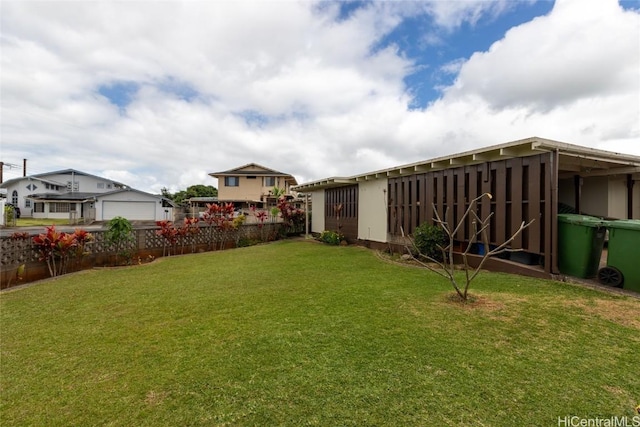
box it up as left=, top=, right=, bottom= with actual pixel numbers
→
left=6, top=203, right=21, bottom=219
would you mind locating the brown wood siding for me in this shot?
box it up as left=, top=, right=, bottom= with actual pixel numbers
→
left=325, top=185, right=358, bottom=241
left=388, top=152, right=557, bottom=272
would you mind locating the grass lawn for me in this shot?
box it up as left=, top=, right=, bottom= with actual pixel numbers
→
left=15, top=218, right=72, bottom=227
left=1, top=240, right=638, bottom=426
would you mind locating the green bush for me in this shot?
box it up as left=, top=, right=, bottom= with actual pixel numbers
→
left=105, top=217, right=135, bottom=265
left=318, top=230, right=344, bottom=245
left=237, top=237, right=259, bottom=248
left=413, top=222, right=447, bottom=261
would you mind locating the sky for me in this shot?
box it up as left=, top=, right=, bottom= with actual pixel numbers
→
left=1, top=0, right=639, bottom=194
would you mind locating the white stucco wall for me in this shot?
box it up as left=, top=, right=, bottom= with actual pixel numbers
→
left=557, top=175, right=639, bottom=219
left=580, top=176, right=609, bottom=217
left=357, top=178, right=388, bottom=243
left=607, top=176, right=628, bottom=219
left=310, top=191, right=325, bottom=233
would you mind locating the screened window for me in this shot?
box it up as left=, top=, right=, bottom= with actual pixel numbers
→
left=34, top=203, right=45, bottom=213
left=97, top=182, right=105, bottom=189
left=25, top=199, right=31, bottom=208
left=49, top=203, right=72, bottom=213
left=264, top=177, right=276, bottom=187
left=225, top=176, right=239, bottom=187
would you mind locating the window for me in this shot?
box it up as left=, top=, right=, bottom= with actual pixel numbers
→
left=12, top=190, right=18, bottom=205
left=247, top=176, right=257, bottom=179
left=264, top=177, right=276, bottom=187
left=106, top=184, right=112, bottom=189
left=34, top=203, right=44, bottom=213
left=25, top=199, right=31, bottom=208
left=97, top=182, right=105, bottom=189
left=49, top=203, right=70, bottom=213
left=46, top=183, right=50, bottom=190
left=66, top=181, right=79, bottom=191
left=225, top=176, right=239, bottom=187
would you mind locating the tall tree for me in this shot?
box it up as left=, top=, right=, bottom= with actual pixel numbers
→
left=162, top=185, right=218, bottom=205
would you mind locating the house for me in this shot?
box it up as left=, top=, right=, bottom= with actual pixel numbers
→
left=209, top=163, right=298, bottom=211
left=0, top=169, right=174, bottom=222
left=293, top=137, right=640, bottom=279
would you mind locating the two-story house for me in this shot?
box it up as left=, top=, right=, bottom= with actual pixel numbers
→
left=1, top=169, right=173, bottom=222
left=209, top=163, right=298, bottom=211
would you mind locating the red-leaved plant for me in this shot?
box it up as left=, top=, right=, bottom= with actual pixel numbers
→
left=32, top=225, right=93, bottom=277
left=250, top=205, right=269, bottom=241
left=201, top=202, right=236, bottom=249
left=277, top=197, right=305, bottom=234
left=156, top=220, right=178, bottom=256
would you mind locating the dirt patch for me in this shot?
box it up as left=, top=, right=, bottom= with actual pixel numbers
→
left=563, top=298, right=640, bottom=330
left=145, top=390, right=169, bottom=406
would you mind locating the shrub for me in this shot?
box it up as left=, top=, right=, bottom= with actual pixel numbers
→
left=318, top=230, right=344, bottom=246
left=105, top=217, right=135, bottom=265
left=413, top=222, right=447, bottom=261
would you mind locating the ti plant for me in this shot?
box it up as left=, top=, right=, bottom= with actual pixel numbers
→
left=250, top=205, right=269, bottom=242
left=201, top=202, right=237, bottom=250
left=402, top=193, right=534, bottom=302
left=32, top=226, right=93, bottom=277
left=181, top=216, right=200, bottom=254
left=156, top=220, right=178, bottom=256
left=277, top=197, right=305, bottom=234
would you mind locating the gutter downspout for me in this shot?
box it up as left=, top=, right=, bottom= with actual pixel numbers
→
left=551, top=149, right=560, bottom=275
left=627, top=174, right=634, bottom=219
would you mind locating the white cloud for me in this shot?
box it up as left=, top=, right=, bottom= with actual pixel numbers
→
left=447, top=0, right=639, bottom=111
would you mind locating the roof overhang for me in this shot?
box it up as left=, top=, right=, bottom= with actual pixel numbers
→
left=293, top=137, right=640, bottom=191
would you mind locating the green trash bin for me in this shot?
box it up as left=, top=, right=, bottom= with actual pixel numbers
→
left=557, top=214, right=606, bottom=279
left=598, top=220, right=640, bottom=292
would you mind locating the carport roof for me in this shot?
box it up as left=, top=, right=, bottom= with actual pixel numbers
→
left=293, top=137, right=640, bottom=191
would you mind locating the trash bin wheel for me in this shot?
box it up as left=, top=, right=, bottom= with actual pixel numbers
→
left=597, top=266, right=623, bottom=287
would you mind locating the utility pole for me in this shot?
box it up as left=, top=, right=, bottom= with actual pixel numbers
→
left=0, top=161, right=21, bottom=184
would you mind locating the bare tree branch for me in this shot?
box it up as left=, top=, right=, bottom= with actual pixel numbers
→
left=401, top=193, right=534, bottom=301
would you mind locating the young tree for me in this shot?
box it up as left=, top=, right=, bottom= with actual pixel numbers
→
left=403, top=193, right=534, bottom=302
left=105, top=217, right=135, bottom=266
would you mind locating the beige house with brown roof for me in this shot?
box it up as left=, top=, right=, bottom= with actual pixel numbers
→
left=209, top=163, right=298, bottom=210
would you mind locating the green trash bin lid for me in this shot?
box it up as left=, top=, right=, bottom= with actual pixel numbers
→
left=557, top=214, right=605, bottom=227
left=603, top=219, right=640, bottom=231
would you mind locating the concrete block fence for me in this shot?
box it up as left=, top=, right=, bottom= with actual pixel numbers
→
left=0, top=223, right=297, bottom=290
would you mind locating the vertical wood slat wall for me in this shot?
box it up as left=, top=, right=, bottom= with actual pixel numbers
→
left=388, top=153, right=556, bottom=273
left=325, top=185, right=359, bottom=241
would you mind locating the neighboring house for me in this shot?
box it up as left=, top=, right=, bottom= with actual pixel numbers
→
left=293, top=137, right=640, bottom=279
left=0, top=169, right=174, bottom=222
left=209, top=163, right=298, bottom=210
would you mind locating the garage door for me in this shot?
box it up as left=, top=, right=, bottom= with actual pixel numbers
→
left=102, top=201, right=156, bottom=221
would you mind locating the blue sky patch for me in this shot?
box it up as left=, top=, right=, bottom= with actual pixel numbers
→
left=157, top=77, right=198, bottom=102
left=374, top=1, right=555, bottom=109
left=98, top=81, right=139, bottom=109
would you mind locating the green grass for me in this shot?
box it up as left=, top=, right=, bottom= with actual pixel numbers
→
left=1, top=240, right=638, bottom=426
left=15, top=218, right=71, bottom=227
